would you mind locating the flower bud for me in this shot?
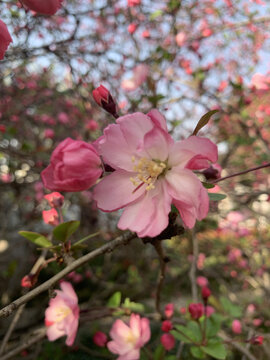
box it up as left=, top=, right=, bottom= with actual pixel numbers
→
left=202, top=286, right=211, bottom=301
left=92, top=85, right=118, bottom=118
left=42, top=208, right=59, bottom=226
left=161, top=333, right=175, bottom=351
left=164, top=303, right=174, bottom=319
left=21, top=274, right=36, bottom=288
left=44, top=192, right=64, bottom=208
left=202, top=163, right=222, bottom=180
left=161, top=320, right=173, bottom=332
left=250, top=336, right=264, bottom=345
left=93, top=331, right=108, bottom=347
left=232, top=320, right=242, bottom=334
left=188, top=303, right=204, bottom=320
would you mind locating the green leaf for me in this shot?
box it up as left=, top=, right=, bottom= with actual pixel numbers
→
left=206, top=314, right=224, bottom=338
left=187, top=321, right=202, bottom=342
left=19, top=231, right=52, bottom=248
left=107, top=291, right=121, bottom=308
left=150, top=9, right=163, bottom=20
left=122, top=298, right=145, bottom=312
left=53, top=220, right=80, bottom=242
left=172, top=322, right=201, bottom=344
left=220, top=297, right=242, bottom=317
left=171, top=329, right=192, bottom=344
left=202, top=341, right=227, bottom=359
left=208, top=193, right=227, bottom=202
left=154, top=344, right=165, bottom=360
left=191, top=346, right=206, bottom=359
left=164, top=356, right=177, bottom=360
left=192, top=110, right=219, bottom=136
left=202, top=182, right=215, bottom=189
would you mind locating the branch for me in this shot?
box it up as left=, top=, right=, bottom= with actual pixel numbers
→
left=189, top=229, right=198, bottom=303
left=153, top=240, right=168, bottom=318
left=0, top=232, right=136, bottom=318
left=0, top=328, right=47, bottom=360
left=212, top=162, right=270, bottom=184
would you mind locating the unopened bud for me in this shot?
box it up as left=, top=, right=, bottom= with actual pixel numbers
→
left=202, top=286, right=211, bottom=301
left=92, top=85, right=118, bottom=118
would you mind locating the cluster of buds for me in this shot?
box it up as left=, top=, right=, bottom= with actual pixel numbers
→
left=42, top=192, right=64, bottom=227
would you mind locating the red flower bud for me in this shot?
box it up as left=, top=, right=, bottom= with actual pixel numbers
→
left=161, top=320, right=173, bottom=332
left=92, top=85, right=118, bottom=118
left=21, top=274, right=36, bottom=288
left=93, top=331, right=108, bottom=347
left=164, top=303, right=174, bottom=319
left=202, top=286, right=211, bottom=301
left=44, top=192, right=64, bottom=208
left=42, top=208, right=59, bottom=226
left=161, top=333, right=175, bottom=351
left=250, top=336, right=264, bottom=345
left=188, top=303, right=204, bottom=320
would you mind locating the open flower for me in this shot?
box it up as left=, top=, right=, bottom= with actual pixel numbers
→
left=107, top=313, right=150, bottom=360
left=93, top=110, right=217, bottom=237
left=45, top=282, right=79, bottom=346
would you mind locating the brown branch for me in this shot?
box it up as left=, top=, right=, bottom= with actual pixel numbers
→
left=212, top=162, right=270, bottom=184
left=0, top=232, right=136, bottom=318
left=0, top=328, right=47, bottom=360
left=189, top=229, right=198, bottom=303
left=152, top=240, right=167, bottom=318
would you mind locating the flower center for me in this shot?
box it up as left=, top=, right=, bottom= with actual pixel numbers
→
left=125, top=330, right=137, bottom=345
left=55, top=306, right=72, bottom=322
left=130, top=156, right=167, bottom=191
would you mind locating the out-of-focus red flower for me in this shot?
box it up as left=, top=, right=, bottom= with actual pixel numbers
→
left=188, top=303, right=204, bottom=320
left=202, top=286, right=211, bottom=301
left=161, top=333, right=175, bottom=351
left=250, top=336, right=264, bottom=345
left=164, top=303, right=174, bottom=319
left=21, top=0, right=63, bottom=15
left=42, top=208, right=59, bottom=226
left=0, top=20, right=12, bottom=60
left=161, top=320, right=173, bottom=332
left=93, top=331, right=108, bottom=347
left=44, top=192, right=64, bottom=208
left=232, top=320, right=242, bottom=334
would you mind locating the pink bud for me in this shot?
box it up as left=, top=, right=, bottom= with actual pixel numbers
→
left=196, top=276, right=208, bottom=288
left=188, top=303, right=204, bottom=320
left=42, top=208, right=59, bottom=226
left=232, top=320, right=242, bottom=334
left=164, top=303, right=174, bottom=319
left=21, top=274, right=35, bottom=288
left=161, top=320, right=173, bottom=332
left=250, top=336, right=264, bottom=345
left=161, top=333, right=175, bottom=351
left=0, top=20, right=12, bottom=60
left=92, top=85, right=118, bottom=118
left=44, top=192, right=64, bottom=208
left=128, top=23, right=137, bottom=34
left=93, top=331, right=107, bottom=347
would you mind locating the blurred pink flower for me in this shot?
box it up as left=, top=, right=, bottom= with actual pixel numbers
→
left=21, top=0, right=63, bottom=15
left=93, top=331, right=108, bottom=347
left=161, top=333, right=175, bottom=351
left=107, top=313, right=150, bottom=360
left=232, top=320, right=242, bottom=334
left=161, top=320, right=172, bottom=332
left=175, top=31, right=187, bottom=46
left=44, top=192, right=64, bottom=208
left=121, top=64, right=149, bottom=92
left=196, top=276, right=208, bottom=288
left=42, top=208, right=59, bottom=226
left=41, top=138, right=102, bottom=192
left=188, top=303, right=204, bottom=320
left=251, top=73, right=270, bottom=90
left=45, top=282, right=79, bottom=346
left=164, top=303, right=174, bottom=319
left=0, top=20, right=12, bottom=60
left=93, top=110, right=217, bottom=237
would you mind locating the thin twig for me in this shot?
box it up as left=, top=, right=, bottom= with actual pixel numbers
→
left=189, top=229, right=198, bottom=303
left=153, top=240, right=167, bottom=318
left=0, top=232, right=136, bottom=318
left=213, top=162, right=270, bottom=184
left=0, top=328, right=47, bottom=360
left=219, top=333, right=257, bottom=360
left=0, top=250, right=48, bottom=355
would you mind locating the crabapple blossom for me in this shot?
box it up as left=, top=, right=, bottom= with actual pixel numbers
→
left=45, top=282, right=79, bottom=346
left=44, top=192, right=64, bottom=208
left=0, top=20, right=12, bottom=60
left=41, top=138, right=102, bottom=192
left=107, top=313, right=150, bottom=360
left=161, top=333, right=175, bottom=351
left=21, top=0, right=63, bottom=15
left=93, top=110, right=218, bottom=237
left=42, top=208, right=59, bottom=226
left=188, top=303, right=204, bottom=319
left=121, top=64, right=149, bottom=92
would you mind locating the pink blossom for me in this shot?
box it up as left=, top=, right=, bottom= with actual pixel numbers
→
left=45, top=282, right=79, bottom=346
left=41, top=138, right=102, bottom=192
left=232, top=320, right=242, bottom=334
left=196, top=276, right=208, bottom=288
left=0, top=20, right=12, bottom=60
left=21, top=0, right=63, bottom=15
left=93, top=110, right=217, bottom=237
left=44, top=129, right=55, bottom=139
left=175, top=32, right=187, bottom=46
left=164, top=303, right=174, bottom=319
left=250, top=73, right=270, bottom=90
left=161, top=333, right=175, bottom=351
left=121, top=64, right=149, bottom=92
left=44, top=192, right=64, bottom=208
left=107, top=313, right=150, bottom=360
left=128, top=23, right=137, bottom=34
left=42, top=208, right=59, bottom=226
left=128, top=0, right=141, bottom=6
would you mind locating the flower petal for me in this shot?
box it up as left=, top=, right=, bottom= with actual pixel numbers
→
left=147, top=109, right=168, bottom=131
left=47, top=324, right=65, bottom=342
left=169, top=136, right=218, bottom=169
left=93, top=170, right=145, bottom=212
left=143, top=127, right=173, bottom=161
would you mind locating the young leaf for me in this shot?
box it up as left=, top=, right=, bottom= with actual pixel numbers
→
left=208, top=193, right=227, bottom=202
left=206, top=313, right=224, bottom=338
left=190, top=346, right=206, bottom=359
left=202, top=182, right=215, bottom=189
left=107, top=291, right=121, bottom=308
left=53, top=220, right=80, bottom=242
left=192, top=110, right=219, bottom=136
left=19, top=231, right=52, bottom=248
